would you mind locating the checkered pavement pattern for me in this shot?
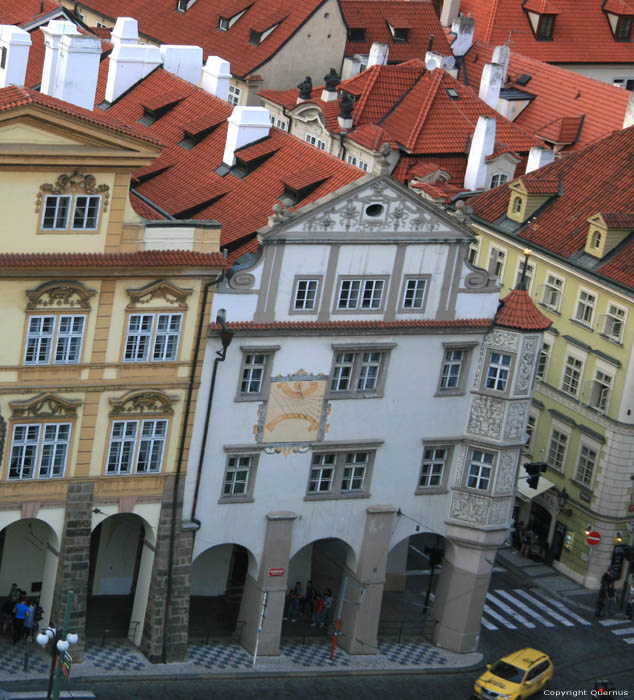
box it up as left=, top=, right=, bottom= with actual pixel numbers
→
left=83, top=643, right=147, bottom=671
left=378, top=640, right=449, bottom=666
left=189, top=642, right=252, bottom=670
left=0, top=640, right=49, bottom=675
left=280, top=642, right=351, bottom=667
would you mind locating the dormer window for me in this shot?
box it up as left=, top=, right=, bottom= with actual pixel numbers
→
left=176, top=0, right=190, bottom=12
left=137, top=94, right=185, bottom=126
left=250, top=22, right=279, bottom=45
left=513, top=196, right=523, bottom=213
left=524, top=0, right=559, bottom=40
left=591, top=230, right=602, bottom=248
left=348, top=27, right=366, bottom=42
left=388, top=22, right=409, bottom=42
left=218, top=7, right=248, bottom=31
left=616, top=15, right=633, bottom=40
left=536, top=14, right=555, bottom=39
left=218, top=17, right=230, bottom=30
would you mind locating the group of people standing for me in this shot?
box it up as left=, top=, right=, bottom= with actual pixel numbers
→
left=595, top=568, right=634, bottom=622
left=284, top=580, right=334, bottom=628
left=1, top=583, right=42, bottom=644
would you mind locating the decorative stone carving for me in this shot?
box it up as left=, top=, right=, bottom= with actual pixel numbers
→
left=26, top=280, right=96, bottom=310
left=228, top=271, right=256, bottom=290
left=464, top=269, right=492, bottom=289
left=271, top=202, right=291, bottom=223
left=515, top=336, right=539, bottom=394
left=263, top=445, right=311, bottom=456
left=450, top=491, right=489, bottom=525
left=484, top=329, right=520, bottom=352
left=467, top=395, right=505, bottom=439
left=297, top=76, right=312, bottom=100
left=495, top=450, right=518, bottom=495
left=126, top=280, right=193, bottom=308
left=35, top=169, right=110, bottom=213
left=488, top=497, right=512, bottom=526
left=452, top=443, right=468, bottom=487
left=10, top=393, right=81, bottom=418
left=503, top=400, right=530, bottom=440
left=109, top=390, right=176, bottom=416
left=323, top=68, right=340, bottom=91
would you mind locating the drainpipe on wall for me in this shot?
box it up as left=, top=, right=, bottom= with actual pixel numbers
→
left=161, top=272, right=224, bottom=665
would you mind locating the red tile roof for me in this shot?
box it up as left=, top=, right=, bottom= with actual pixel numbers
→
left=468, top=124, right=634, bottom=289
left=458, top=0, right=634, bottom=63
left=494, top=288, right=552, bottom=330
left=211, top=318, right=493, bottom=332
left=522, top=0, right=560, bottom=13
left=341, top=0, right=451, bottom=63
left=460, top=41, right=630, bottom=151
left=534, top=115, right=583, bottom=144
left=520, top=178, right=559, bottom=193
left=603, top=0, right=634, bottom=14
left=0, top=251, right=226, bottom=267
left=73, top=0, right=333, bottom=78
left=94, top=66, right=363, bottom=253
left=0, top=0, right=60, bottom=25
left=0, top=85, right=163, bottom=146
left=600, top=212, right=634, bottom=227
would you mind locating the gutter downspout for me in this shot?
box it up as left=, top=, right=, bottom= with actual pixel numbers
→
left=161, top=272, right=223, bottom=665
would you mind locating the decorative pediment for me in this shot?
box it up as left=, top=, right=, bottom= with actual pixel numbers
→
left=26, top=280, right=97, bottom=310
left=126, top=280, right=193, bottom=308
left=10, top=393, right=81, bottom=418
left=109, top=390, right=176, bottom=416
left=35, top=169, right=110, bottom=213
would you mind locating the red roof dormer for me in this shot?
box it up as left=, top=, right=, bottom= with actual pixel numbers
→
left=603, top=0, right=634, bottom=41
left=522, top=0, right=560, bottom=40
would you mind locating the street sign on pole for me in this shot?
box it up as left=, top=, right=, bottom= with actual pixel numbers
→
left=586, top=531, right=601, bottom=546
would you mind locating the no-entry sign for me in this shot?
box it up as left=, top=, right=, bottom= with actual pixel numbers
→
left=586, top=531, right=601, bottom=546
left=268, top=567, right=285, bottom=577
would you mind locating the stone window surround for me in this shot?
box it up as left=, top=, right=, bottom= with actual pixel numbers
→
left=587, top=360, right=615, bottom=414
left=326, top=342, right=396, bottom=399
left=235, top=345, right=280, bottom=402
left=461, top=444, right=499, bottom=494
left=415, top=439, right=457, bottom=495
left=435, top=341, right=478, bottom=396
left=332, top=275, right=390, bottom=315
left=600, top=300, right=627, bottom=345
left=22, top=312, right=88, bottom=367
left=398, top=274, right=432, bottom=314
left=546, top=419, right=571, bottom=474
left=560, top=346, right=586, bottom=398
left=524, top=409, right=540, bottom=456
left=572, top=439, right=601, bottom=490
left=480, top=347, right=516, bottom=398
left=304, top=442, right=381, bottom=501
left=572, top=286, right=597, bottom=329
left=104, top=417, right=169, bottom=477
left=5, top=419, right=73, bottom=481
left=218, top=449, right=261, bottom=504
left=121, top=311, right=184, bottom=364
left=488, top=243, right=507, bottom=280
left=539, top=270, right=565, bottom=313
left=288, top=275, right=324, bottom=316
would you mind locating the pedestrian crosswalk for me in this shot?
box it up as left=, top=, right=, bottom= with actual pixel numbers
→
left=599, top=618, right=634, bottom=645
left=482, top=588, right=592, bottom=632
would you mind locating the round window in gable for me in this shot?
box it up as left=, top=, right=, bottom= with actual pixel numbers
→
left=365, top=203, right=384, bottom=217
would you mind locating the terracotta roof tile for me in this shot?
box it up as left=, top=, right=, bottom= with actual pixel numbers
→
left=211, top=318, right=493, bottom=332
left=599, top=212, right=634, bottom=227
left=520, top=177, right=559, bottom=193
left=603, top=0, right=634, bottom=14
left=534, top=115, right=583, bottom=144
left=0, top=250, right=226, bottom=267
left=494, top=288, right=552, bottom=330
left=522, top=0, right=560, bottom=14
left=0, top=0, right=59, bottom=25
left=341, top=0, right=451, bottom=63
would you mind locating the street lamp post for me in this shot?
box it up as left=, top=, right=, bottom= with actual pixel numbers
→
left=36, top=591, right=79, bottom=700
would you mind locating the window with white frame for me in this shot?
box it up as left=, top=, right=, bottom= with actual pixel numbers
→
left=488, top=246, right=506, bottom=280
left=41, top=194, right=101, bottom=231
left=603, top=303, right=626, bottom=343
left=525, top=414, right=537, bottom=453
left=305, top=133, right=326, bottom=151
left=293, top=278, right=320, bottom=311
left=490, top=173, right=508, bottom=188
left=561, top=355, right=584, bottom=397
left=541, top=273, right=564, bottom=311
left=106, top=419, right=167, bottom=474
left=547, top=428, right=568, bottom=471
left=466, top=449, right=495, bottom=490
left=273, top=117, right=287, bottom=130
left=418, top=446, right=448, bottom=489
left=24, top=315, right=86, bottom=365
left=306, top=450, right=374, bottom=498
left=228, top=84, right=241, bottom=106
left=536, top=339, right=552, bottom=381
left=485, top=351, right=513, bottom=392
left=336, top=278, right=385, bottom=310
left=574, top=289, right=596, bottom=326
left=123, top=313, right=182, bottom=362
left=346, top=154, right=369, bottom=171
left=329, top=348, right=389, bottom=397
left=575, top=444, right=597, bottom=487
left=221, top=454, right=258, bottom=499
left=514, top=261, right=535, bottom=292
left=589, top=369, right=612, bottom=413
left=401, top=277, right=428, bottom=310
left=8, top=422, right=71, bottom=480
left=468, top=236, right=481, bottom=264
left=437, top=345, right=475, bottom=394
left=236, top=347, right=277, bottom=400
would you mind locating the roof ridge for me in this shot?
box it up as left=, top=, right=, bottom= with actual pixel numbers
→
left=352, top=65, right=382, bottom=122
left=404, top=70, right=443, bottom=151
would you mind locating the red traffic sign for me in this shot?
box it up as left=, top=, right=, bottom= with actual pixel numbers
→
left=586, top=531, right=601, bottom=546
left=268, top=567, right=285, bottom=577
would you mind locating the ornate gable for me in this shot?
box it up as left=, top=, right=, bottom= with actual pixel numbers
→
left=126, top=280, right=194, bottom=309
left=35, top=169, right=110, bottom=215
left=10, top=393, right=82, bottom=418
left=109, top=390, right=177, bottom=416
left=26, top=280, right=97, bottom=310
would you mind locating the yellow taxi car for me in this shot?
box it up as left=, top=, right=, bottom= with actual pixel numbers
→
left=473, top=648, right=554, bottom=700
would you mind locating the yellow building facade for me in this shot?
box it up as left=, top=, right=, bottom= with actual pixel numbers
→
left=0, top=90, right=224, bottom=661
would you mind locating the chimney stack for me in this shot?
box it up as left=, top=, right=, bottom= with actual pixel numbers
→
left=223, top=106, right=271, bottom=166
left=40, top=20, right=77, bottom=96
left=450, top=14, right=475, bottom=57
left=200, top=56, right=231, bottom=101
left=464, top=115, right=496, bottom=191
left=492, top=45, right=510, bottom=81
left=425, top=51, right=456, bottom=72
left=0, top=25, right=32, bottom=88
left=526, top=146, right=555, bottom=173
left=111, top=17, right=139, bottom=45
left=367, top=43, right=389, bottom=68
left=105, top=43, right=162, bottom=103
left=160, top=45, right=203, bottom=85
left=479, top=62, right=504, bottom=110
left=440, top=0, right=461, bottom=27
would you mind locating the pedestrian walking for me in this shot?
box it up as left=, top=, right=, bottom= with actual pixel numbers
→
left=513, top=520, right=524, bottom=553
left=12, top=595, right=29, bottom=644
left=23, top=599, right=35, bottom=641
left=311, top=593, right=324, bottom=628
left=605, top=579, right=617, bottom=618
left=286, top=581, right=303, bottom=622
left=520, top=527, right=533, bottom=558
left=303, top=580, right=315, bottom=618
left=321, top=588, right=334, bottom=628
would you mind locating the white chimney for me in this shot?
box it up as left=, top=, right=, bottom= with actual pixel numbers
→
left=0, top=25, right=32, bottom=88
left=223, top=106, right=271, bottom=166
left=51, top=32, right=102, bottom=110
left=526, top=146, right=555, bottom=173
left=479, top=62, right=504, bottom=110
left=425, top=51, right=456, bottom=72
left=105, top=43, right=162, bottom=103
left=492, top=45, right=510, bottom=80
left=440, top=0, right=461, bottom=27
left=623, top=91, right=634, bottom=128
left=464, top=115, right=496, bottom=191
left=111, top=17, right=139, bottom=45
left=201, top=56, right=231, bottom=101
left=450, top=14, right=475, bottom=57
left=367, top=43, right=389, bottom=68
left=40, top=20, right=77, bottom=96
left=160, top=45, right=203, bottom=85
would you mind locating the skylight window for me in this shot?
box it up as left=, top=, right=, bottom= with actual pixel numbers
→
left=250, top=22, right=280, bottom=45
left=446, top=88, right=459, bottom=100
left=387, top=22, right=409, bottom=43
left=348, top=27, right=366, bottom=42
left=218, top=7, right=248, bottom=31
